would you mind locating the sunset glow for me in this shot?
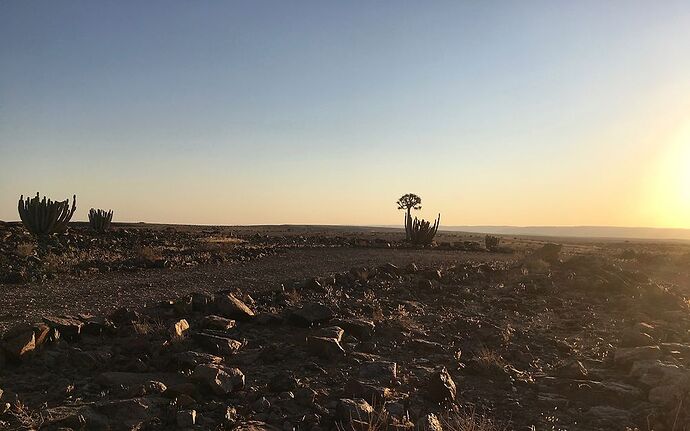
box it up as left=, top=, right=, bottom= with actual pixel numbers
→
left=644, top=122, right=690, bottom=228
left=2, top=2, right=690, bottom=229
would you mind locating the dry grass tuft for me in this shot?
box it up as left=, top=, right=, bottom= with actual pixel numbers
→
left=442, top=407, right=506, bottom=431
left=336, top=404, right=391, bottom=431
left=473, top=347, right=507, bottom=375
left=135, top=246, right=162, bottom=262
left=15, top=243, right=35, bottom=257
left=7, top=401, right=44, bottom=430
left=132, top=319, right=166, bottom=336
left=521, top=258, right=550, bottom=275
left=284, top=288, right=302, bottom=305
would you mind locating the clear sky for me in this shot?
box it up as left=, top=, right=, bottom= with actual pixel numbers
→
left=1, top=1, right=690, bottom=227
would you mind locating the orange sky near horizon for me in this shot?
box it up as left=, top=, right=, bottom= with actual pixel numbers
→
left=2, top=2, right=690, bottom=229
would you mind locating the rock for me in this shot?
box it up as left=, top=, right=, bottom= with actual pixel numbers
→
left=416, top=413, right=443, bottom=431
left=538, top=377, right=642, bottom=406
left=142, top=380, right=167, bottom=395
left=174, top=351, right=223, bottom=369
left=405, top=263, right=419, bottom=274
left=333, top=318, right=375, bottom=340
left=41, top=397, right=170, bottom=430
left=416, top=279, right=434, bottom=289
left=234, top=421, right=281, bottom=431
left=111, top=307, right=140, bottom=326
left=31, top=323, right=52, bottom=348
left=629, top=360, right=690, bottom=407
left=268, top=372, right=298, bottom=392
left=314, top=326, right=344, bottom=342
left=294, top=387, right=317, bottom=406
left=384, top=400, right=406, bottom=419
left=79, top=315, right=115, bottom=336
left=289, top=303, right=334, bottom=327
left=660, top=342, right=690, bottom=358
left=648, top=383, right=690, bottom=407
left=378, top=263, right=401, bottom=276
left=614, top=346, right=662, bottom=367
left=427, top=368, right=457, bottom=403
left=2, top=324, right=35, bottom=358
left=192, top=292, right=214, bottom=311
left=96, top=372, right=188, bottom=390
left=344, top=379, right=392, bottom=402
left=620, top=328, right=655, bottom=347
left=255, top=312, right=284, bottom=326
left=202, top=315, right=236, bottom=330
left=408, top=338, right=444, bottom=352
left=252, top=396, right=271, bottom=412
left=41, top=405, right=109, bottom=430
left=635, top=322, right=656, bottom=334
left=177, top=409, right=197, bottom=427
left=173, top=296, right=193, bottom=315
left=302, top=277, right=323, bottom=290
left=306, top=336, right=345, bottom=359
left=531, top=243, right=562, bottom=263
left=214, top=293, right=255, bottom=320
left=176, top=393, right=197, bottom=409
left=164, top=382, right=201, bottom=400
left=420, top=269, right=442, bottom=281
left=585, top=405, right=633, bottom=427
left=193, top=331, right=243, bottom=354
left=92, top=397, right=167, bottom=429
left=171, top=319, right=190, bottom=337
left=359, top=361, right=397, bottom=381
left=555, top=359, right=588, bottom=379
left=350, top=267, right=370, bottom=281
left=336, top=398, right=374, bottom=423
left=191, top=364, right=245, bottom=395
left=43, top=315, right=84, bottom=340
left=224, top=406, right=238, bottom=423
left=591, top=381, right=643, bottom=405
left=630, top=360, right=689, bottom=387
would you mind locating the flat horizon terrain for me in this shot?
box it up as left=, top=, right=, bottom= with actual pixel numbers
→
left=5, top=219, right=690, bottom=242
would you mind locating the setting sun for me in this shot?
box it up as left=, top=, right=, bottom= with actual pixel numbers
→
left=645, top=122, right=690, bottom=228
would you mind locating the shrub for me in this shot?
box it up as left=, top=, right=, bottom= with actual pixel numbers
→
left=405, top=213, right=440, bottom=245
left=88, top=208, right=113, bottom=233
left=485, top=235, right=500, bottom=250
left=17, top=193, right=76, bottom=235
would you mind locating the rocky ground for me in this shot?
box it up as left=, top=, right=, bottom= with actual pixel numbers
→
left=1, top=224, right=690, bottom=430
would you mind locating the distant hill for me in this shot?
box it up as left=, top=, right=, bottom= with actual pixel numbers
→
left=437, top=226, right=690, bottom=241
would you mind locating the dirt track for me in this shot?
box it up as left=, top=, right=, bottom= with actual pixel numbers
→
left=0, top=247, right=512, bottom=333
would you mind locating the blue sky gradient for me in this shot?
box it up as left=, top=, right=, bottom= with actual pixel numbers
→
left=2, top=1, right=690, bottom=226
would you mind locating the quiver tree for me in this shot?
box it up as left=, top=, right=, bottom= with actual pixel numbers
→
left=397, top=193, right=422, bottom=240
left=405, top=212, right=440, bottom=245
left=485, top=235, right=500, bottom=250
left=18, top=193, right=77, bottom=235
left=89, top=208, right=113, bottom=233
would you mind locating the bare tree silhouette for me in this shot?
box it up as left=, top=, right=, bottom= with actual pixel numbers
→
left=397, top=193, right=422, bottom=240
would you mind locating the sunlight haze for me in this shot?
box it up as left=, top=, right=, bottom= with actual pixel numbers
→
left=1, top=1, right=690, bottom=227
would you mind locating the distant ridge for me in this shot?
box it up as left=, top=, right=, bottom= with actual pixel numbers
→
left=437, top=225, right=690, bottom=241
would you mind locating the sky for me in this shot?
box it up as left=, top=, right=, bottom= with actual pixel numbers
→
left=1, top=1, right=690, bottom=227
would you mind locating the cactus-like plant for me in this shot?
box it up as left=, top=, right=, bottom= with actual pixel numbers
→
left=89, top=208, right=113, bottom=233
left=17, top=193, right=77, bottom=235
left=485, top=235, right=501, bottom=250
left=405, top=212, right=440, bottom=245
